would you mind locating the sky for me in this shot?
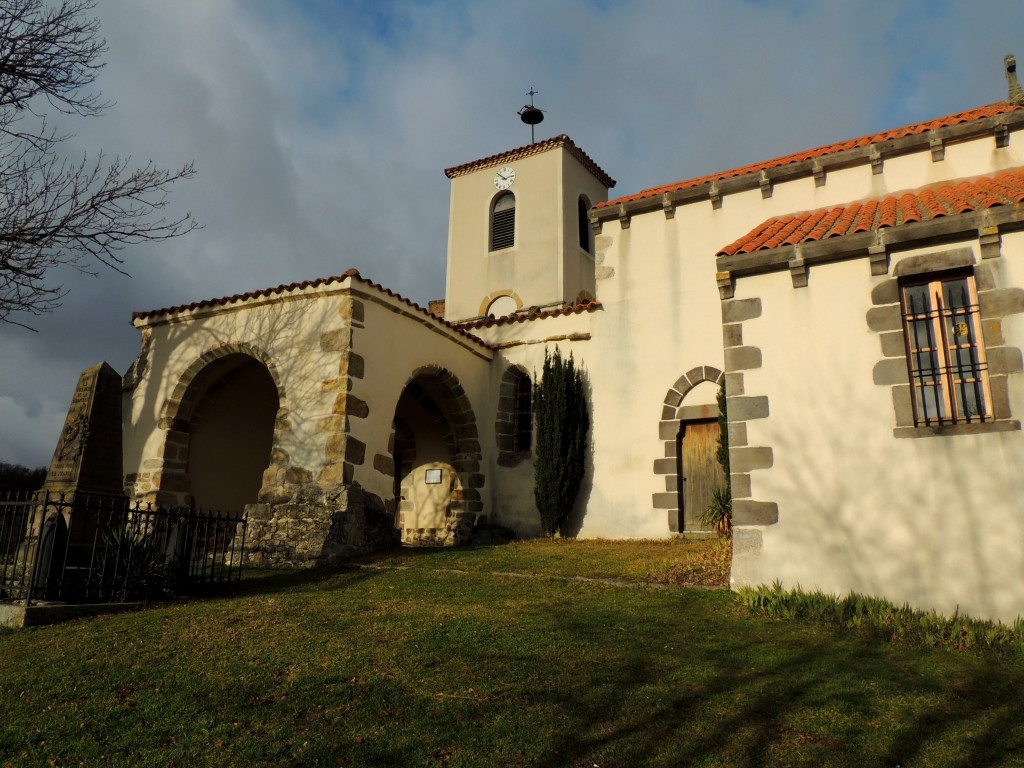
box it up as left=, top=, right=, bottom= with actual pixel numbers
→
left=1, top=0, right=1024, bottom=468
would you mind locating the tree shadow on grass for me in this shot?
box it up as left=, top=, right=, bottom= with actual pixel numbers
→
left=473, top=599, right=1024, bottom=768
left=236, top=563, right=380, bottom=598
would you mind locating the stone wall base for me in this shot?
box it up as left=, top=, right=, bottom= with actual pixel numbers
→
left=402, top=511, right=480, bottom=547
left=244, top=483, right=399, bottom=567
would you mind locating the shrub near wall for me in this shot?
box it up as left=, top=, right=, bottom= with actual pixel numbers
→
left=533, top=348, right=589, bottom=536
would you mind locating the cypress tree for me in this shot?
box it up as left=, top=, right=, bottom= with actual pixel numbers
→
left=533, top=348, right=589, bottom=536
left=715, top=381, right=729, bottom=479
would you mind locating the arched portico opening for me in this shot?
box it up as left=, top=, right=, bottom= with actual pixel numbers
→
left=154, top=348, right=281, bottom=512
left=390, top=366, right=482, bottom=546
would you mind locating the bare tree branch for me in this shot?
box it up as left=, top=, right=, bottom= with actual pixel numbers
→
left=0, top=0, right=197, bottom=328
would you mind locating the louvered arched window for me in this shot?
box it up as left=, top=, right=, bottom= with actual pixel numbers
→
left=491, top=192, right=515, bottom=251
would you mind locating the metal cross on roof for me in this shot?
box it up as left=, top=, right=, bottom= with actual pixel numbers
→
left=519, top=87, right=545, bottom=144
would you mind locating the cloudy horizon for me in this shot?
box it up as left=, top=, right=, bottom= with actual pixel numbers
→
left=2, top=0, right=1023, bottom=468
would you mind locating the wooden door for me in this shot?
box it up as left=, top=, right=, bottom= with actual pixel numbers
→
left=678, top=420, right=725, bottom=532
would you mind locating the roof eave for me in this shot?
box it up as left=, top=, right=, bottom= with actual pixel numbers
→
left=445, top=134, right=616, bottom=189
left=716, top=203, right=1024, bottom=281
left=595, top=109, right=1024, bottom=223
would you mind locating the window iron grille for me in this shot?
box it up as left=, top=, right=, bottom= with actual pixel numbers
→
left=902, top=273, right=991, bottom=426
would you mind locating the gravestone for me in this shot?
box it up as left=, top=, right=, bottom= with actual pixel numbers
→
left=41, top=362, right=124, bottom=496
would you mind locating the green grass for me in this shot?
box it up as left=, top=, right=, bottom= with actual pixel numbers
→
left=348, top=536, right=732, bottom=587
left=0, top=540, right=1022, bottom=767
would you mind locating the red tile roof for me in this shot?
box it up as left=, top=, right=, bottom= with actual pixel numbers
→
left=597, top=102, right=1024, bottom=210
left=455, top=301, right=601, bottom=330
left=445, top=134, right=616, bottom=189
left=718, top=167, right=1024, bottom=257
left=132, top=269, right=492, bottom=349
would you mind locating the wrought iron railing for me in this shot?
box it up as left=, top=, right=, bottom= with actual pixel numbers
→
left=0, top=491, right=247, bottom=606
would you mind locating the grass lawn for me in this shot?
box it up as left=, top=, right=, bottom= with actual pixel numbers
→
left=0, top=539, right=1021, bottom=767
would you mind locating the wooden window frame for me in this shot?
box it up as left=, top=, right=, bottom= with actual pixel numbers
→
left=900, top=270, right=992, bottom=427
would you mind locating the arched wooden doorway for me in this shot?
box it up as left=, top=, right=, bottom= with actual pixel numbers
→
left=654, top=366, right=725, bottom=533
left=676, top=418, right=725, bottom=532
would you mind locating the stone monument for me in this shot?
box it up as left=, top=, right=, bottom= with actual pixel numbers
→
left=41, top=362, right=124, bottom=496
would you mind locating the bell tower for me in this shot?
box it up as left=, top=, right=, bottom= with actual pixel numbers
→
left=441, top=98, right=615, bottom=323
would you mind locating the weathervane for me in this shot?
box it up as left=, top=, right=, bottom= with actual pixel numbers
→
left=518, top=87, right=544, bottom=144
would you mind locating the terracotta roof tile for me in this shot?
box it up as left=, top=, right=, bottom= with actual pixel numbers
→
left=717, top=166, right=1024, bottom=257
left=897, top=193, right=922, bottom=224
left=444, top=134, right=616, bottom=189
left=852, top=200, right=878, bottom=233
left=132, top=270, right=493, bottom=350
left=598, top=102, right=1024, bottom=210
left=454, top=301, right=601, bottom=330
left=809, top=207, right=842, bottom=240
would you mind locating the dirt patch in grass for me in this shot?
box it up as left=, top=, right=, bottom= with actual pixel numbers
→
left=648, top=539, right=731, bottom=587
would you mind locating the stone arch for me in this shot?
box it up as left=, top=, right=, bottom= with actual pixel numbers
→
left=495, top=364, right=532, bottom=467
left=158, top=342, right=286, bottom=428
left=478, top=289, right=524, bottom=319
left=389, top=365, right=484, bottom=546
left=652, top=365, right=724, bottom=533
left=144, top=343, right=286, bottom=510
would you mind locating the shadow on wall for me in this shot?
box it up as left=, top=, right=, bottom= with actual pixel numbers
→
left=560, top=370, right=595, bottom=538
left=743, top=363, right=1024, bottom=621
left=123, top=296, right=328, bottom=511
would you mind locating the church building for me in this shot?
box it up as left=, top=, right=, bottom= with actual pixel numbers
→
left=112, top=60, right=1024, bottom=623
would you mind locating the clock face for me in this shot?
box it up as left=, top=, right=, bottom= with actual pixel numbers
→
left=493, top=166, right=516, bottom=190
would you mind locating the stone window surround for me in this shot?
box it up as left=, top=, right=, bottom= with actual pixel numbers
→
left=495, top=365, right=533, bottom=467
left=712, top=212, right=1024, bottom=540
left=868, top=246, right=1023, bottom=438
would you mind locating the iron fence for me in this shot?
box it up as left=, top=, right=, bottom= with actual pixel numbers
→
left=0, top=491, right=247, bottom=605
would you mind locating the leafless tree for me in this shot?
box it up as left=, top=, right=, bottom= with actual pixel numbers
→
left=0, top=0, right=197, bottom=329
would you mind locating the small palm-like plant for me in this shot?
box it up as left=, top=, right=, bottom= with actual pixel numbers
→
left=94, top=525, right=171, bottom=600
left=702, top=486, right=732, bottom=540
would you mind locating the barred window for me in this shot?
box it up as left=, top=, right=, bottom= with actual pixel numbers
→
left=491, top=192, right=515, bottom=251
left=901, top=272, right=991, bottom=426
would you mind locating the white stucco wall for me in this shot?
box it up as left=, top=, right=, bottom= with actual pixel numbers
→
left=727, top=237, right=1024, bottom=622
left=344, top=288, right=492, bottom=508
left=124, top=284, right=353, bottom=496
left=120, top=108, right=1024, bottom=617
left=444, top=143, right=609, bottom=323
